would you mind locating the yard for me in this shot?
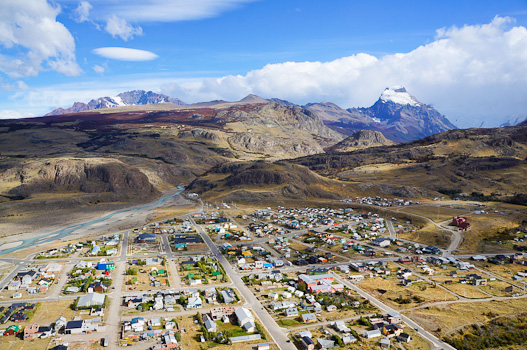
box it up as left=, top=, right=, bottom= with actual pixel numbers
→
left=125, top=258, right=170, bottom=291
left=178, top=257, right=229, bottom=285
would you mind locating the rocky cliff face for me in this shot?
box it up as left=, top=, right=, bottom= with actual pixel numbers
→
left=5, top=159, right=158, bottom=201
left=45, top=90, right=186, bottom=116
left=329, top=129, right=395, bottom=152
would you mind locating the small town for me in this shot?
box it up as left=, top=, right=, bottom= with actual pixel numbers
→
left=1, top=195, right=526, bottom=350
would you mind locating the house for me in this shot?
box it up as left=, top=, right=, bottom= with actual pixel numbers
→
left=77, top=292, right=105, bottom=308
left=380, top=337, right=391, bottom=348
left=24, top=324, right=39, bottom=340
left=220, top=289, right=235, bottom=304
left=22, top=275, right=33, bottom=285
left=136, top=232, right=156, bottom=243
left=327, top=305, right=337, bottom=312
left=37, top=326, right=52, bottom=338
left=4, top=325, right=20, bottom=336
left=285, top=307, right=298, bottom=317
left=334, top=321, right=350, bottom=333
left=150, top=318, right=162, bottom=327
left=233, top=307, right=256, bottom=332
left=54, top=316, right=67, bottom=331
left=300, top=336, right=315, bottom=350
left=10, top=312, right=27, bottom=322
left=88, top=282, right=108, bottom=293
left=64, top=320, right=84, bottom=334
left=203, top=315, right=217, bottom=332
left=209, top=307, right=236, bottom=321
left=8, top=281, right=21, bottom=290
left=65, top=286, right=80, bottom=293
left=397, top=333, right=411, bottom=343
left=343, top=335, right=357, bottom=344
left=381, top=324, right=402, bottom=338
left=186, top=297, right=202, bottom=309
left=317, top=338, right=335, bottom=349
left=257, top=343, right=270, bottom=350
left=348, top=274, right=365, bottom=282
left=301, top=313, right=317, bottom=323
left=91, top=307, right=104, bottom=316
left=387, top=311, right=402, bottom=324
left=310, top=284, right=343, bottom=294
left=363, top=329, right=382, bottom=339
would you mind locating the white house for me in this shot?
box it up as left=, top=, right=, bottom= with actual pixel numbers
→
left=77, top=293, right=105, bottom=308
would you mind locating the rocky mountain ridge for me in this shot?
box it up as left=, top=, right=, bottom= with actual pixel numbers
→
left=45, top=90, right=187, bottom=116
left=43, top=87, right=455, bottom=144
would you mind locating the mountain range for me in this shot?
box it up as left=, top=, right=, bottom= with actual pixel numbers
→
left=1, top=86, right=527, bottom=234
left=45, top=90, right=186, bottom=116
left=45, top=87, right=455, bottom=143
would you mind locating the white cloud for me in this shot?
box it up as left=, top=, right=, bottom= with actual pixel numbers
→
left=1, top=80, right=29, bottom=91
left=87, top=0, right=256, bottom=22
left=0, top=109, right=35, bottom=119
left=160, top=16, right=527, bottom=127
left=92, top=47, right=158, bottom=61
left=104, top=14, right=142, bottom=41
left=0, top=0, right=81, bottom=78
left=92, top=64, right=105, bottom=74
left=74, top=1, right=92, bottom=23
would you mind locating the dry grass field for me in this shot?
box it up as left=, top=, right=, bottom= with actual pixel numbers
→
left=399, top=205, right=470, bottom=223
left=439, top=283, right=490, bottom=299
left=405, top=298, right=527, bottom=337
left=397, top=222, right=453, bottom=249
left=0, top=337, right=51, bottom=350
left=459, top=211, right=524, bottom=252
left=359, top=277, right=458, bottom=309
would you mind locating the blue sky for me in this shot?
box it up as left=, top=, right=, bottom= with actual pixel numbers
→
left=1, top=0, right=527, bottom=127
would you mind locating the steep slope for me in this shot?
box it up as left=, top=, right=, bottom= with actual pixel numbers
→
left=309, top=86, right=456, bottom=143
left=292, top=126, right=527, bottom=201
left=45, top=90, right=186, bottom=116
left=329, top=129, right=395, bottom=152
left=186, top=161, right=351, bottom=201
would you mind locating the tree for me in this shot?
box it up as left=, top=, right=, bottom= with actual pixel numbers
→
left=333, top=334, right=344, bottom=347
left=297, top=281, right=307, bottom=292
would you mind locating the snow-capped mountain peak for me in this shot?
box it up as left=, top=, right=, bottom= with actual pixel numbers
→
left=380, top=86, right=420, bottom=107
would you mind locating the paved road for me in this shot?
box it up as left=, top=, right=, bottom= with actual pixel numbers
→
left=334, top=274, right=456, bottom=350
left=189, top=215, right=297, bottom=350
left=106, top=231, right=129, bottom=350
left=387, top=220, right=397, bottom=239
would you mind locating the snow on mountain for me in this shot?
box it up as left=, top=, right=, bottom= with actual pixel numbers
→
left=380, top=86, right=420, bottom=107
left=112, top=96, right=126, bottom=106
left=45, top=90, right=187, bottom=116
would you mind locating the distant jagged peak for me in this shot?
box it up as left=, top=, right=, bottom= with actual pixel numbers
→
left=45, top=89, right=186, bottom=116
left=238, top=94, right=268, bottom=104
left=380, top=85, right=421, bottom=107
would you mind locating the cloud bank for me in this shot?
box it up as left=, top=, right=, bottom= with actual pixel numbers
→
left=160, top=16, right=527, bottom=127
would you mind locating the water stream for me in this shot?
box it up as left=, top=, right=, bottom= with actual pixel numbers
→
left=0, top=186, right=185, bottom=256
